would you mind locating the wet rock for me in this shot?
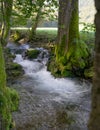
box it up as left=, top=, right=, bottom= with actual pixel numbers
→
left=6, top=62, right=24, bottom=82
left=26, top=49, right=41, bottom=59
left=4, top=48, right=24, bottom=83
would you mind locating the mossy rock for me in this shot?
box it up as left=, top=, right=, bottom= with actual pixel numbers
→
left=4, top=48, right=16, bottom=62
left=4, top=48, right=24, bottom=82
left=6, top=63, right=24, bottom=81
left=26, top=49, right=40, bottom=59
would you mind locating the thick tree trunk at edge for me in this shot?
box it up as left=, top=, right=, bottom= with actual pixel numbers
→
left=88, top=0, right=100, bottom=130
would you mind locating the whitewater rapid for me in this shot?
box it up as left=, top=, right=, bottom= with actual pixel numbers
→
left=12, top=47, right=91, bottom=130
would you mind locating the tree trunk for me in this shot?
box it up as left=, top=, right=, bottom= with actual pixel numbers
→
left=30, top=7, right=42, bottom=38
left=88, top=0, right=100, bottom=130
left=0, top=0, right=13, bottom=45
left=57, top=0, right=73, bottom=50
left=30, top=0, right=44, bottom=38
left=0, top=43, right=6, bottom=88
left=0, top=42, right=9, bottom=130
left=52, top=0, right=90, bottom=77
left=0, top=1, right=13, bottom=129
left=56, top=0, right=79, bottom=59
left=69, top=0, right=79, bottom=45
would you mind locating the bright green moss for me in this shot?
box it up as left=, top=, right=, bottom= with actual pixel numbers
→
left=48, top=39, right=90, bottom=78
left=0, top=43, right=19, bottom=129
left=0, top=44, right=6, bottom=88
left=55, top=35, right=67, bottom=62
left=0, top=87, right=19, bottom=130
left=67, top=40, right=89, bottom=68
left=69, top=0, right=79, bottom=44
left=7, top=87, right=19, bottom=111
left=26, top=49, right=40, bottom=59
left=84, top=67, right=94, bottom=78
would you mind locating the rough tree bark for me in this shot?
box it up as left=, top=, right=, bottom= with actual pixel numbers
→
left=0, top=0, right=13, bottom=45
left=88, top=0, right=100, bottom=130
left=56, top=0, right=79, bottom=63
left=57, top=0, right=72, bottom=52
left=57, top=0, right=79, bottom=51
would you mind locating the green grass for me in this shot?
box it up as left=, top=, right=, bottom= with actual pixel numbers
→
left=36, top=28, right=57, bottom=37
left=80, top=31, right=95, bottom=43
left=11, top=27, right=95, bottom=45
left=36, top=28, right=95, bottom=44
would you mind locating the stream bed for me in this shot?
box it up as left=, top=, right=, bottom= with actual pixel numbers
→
left=11, top=46, right=91, bottom=130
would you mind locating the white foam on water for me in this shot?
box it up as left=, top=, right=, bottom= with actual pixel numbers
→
left=14, top=53, right=90, bottom=101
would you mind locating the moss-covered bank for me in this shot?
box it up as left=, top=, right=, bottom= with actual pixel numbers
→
left=0, top=44, right=19, bottom=130
left=47, top=40, right=94, bottom=79
left=4, top=48, right=24, bottom=82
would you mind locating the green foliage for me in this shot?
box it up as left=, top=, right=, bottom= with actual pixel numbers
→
left=56, top=40, right=89, bottom=68
left=7, top=87, right=19, bottom=111
left=12, top=0, right=58, bottom=27
left=47, top=58, right=61, bottom=77
left=67, top=40, right=89, bottom=68
left=80, top=32, right=95, bottom=44
left=80, top=22, right=96, bottom=32
left=80, top=32, right=95, bottom=64
left=48, top=39, right=91, bottom=78
left=84, top=67, right=94, bottom=79
left=0, top=87, right=19, bottom=130
left=0, top=44, right=19, bottom=129
left=61, top=69, right=73, bottom=77
left=10, top=31, right=20, bottom=41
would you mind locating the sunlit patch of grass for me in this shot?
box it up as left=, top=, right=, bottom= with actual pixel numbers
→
left=36, top=28, right=57, bottom=38
left=11, top=27, right=95, bottom=45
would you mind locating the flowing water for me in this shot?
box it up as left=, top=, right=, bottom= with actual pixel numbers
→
left=11, top=46, right=91, bottom=130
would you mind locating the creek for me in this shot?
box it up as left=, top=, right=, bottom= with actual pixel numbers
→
left=9, top=43, right=91, bottom=130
